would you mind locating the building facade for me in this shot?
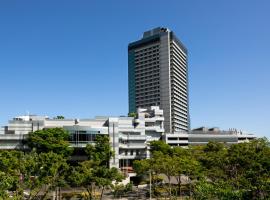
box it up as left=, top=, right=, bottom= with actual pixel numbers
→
left=0, top=106, right=164, bottom=170
left=128, top=27, right=189, bottom=133
left=0, top=107, right=256, bottom=171
left=163, top=127, right=256, bottom=147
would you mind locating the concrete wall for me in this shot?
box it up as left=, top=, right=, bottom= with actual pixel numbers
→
left=159, top=32, right=172, bottom=133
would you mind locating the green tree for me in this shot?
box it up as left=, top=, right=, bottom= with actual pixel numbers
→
left=0, top=150, right=24, bottom=199
left=31, top=151, right=69, bottom=199
left=199, top=141, right=228, bottom=181
left=54, top=116, right=65, bottom=119
left=94, top=166, right=124, bottom=199
left=194, top=178, right=244, bottom=200
left=149, top=140, right=172, bottom=155
left=171, top=147, right=202, bottom=198
left=128, top=112, right=137, bottom=118
left=70, top=135, right=123, bottom=200
left=133, top=159, right=150, bottom=176
left=0, top=171, right=15, bottom=199
left=68, top=160, right=97, bottom=200
left=111, top=182, right=133, bottom=198
left=27, top=128, right=73, bottom=156
left=194, top=139, right=270, bottom=199
left=156, top=154, right=176, bottom=197
left=85, top=135, right=114, bottom=167
left=0, top=150, right=69, bottom=199
left=225, top=138, right=270, bottom=199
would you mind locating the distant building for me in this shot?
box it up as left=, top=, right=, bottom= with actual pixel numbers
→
left=128, top=27, right=190, bottom=133
left=163, top=127, right=256, bottom=147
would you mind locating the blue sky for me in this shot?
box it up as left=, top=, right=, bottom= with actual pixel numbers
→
left=0, top=0, right=269, bottom=138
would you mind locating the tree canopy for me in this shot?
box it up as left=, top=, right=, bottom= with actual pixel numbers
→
left=26, top=128, right=73, bottom=156
left=85, top=135, right=114, bottom=167
left=69, top=135, right=123, bottom=199
left=54, top=116, right=65, bottom=119
left=0, top=129, right=123, bottom=199
left=134, top=138, right=270, bottom=199
left=1, top=128, right=269, bottom=199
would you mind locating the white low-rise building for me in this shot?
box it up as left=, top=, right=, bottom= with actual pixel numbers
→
left=0, top=107, right=256, bottom=171
left=163, top=127, right=256, bottom=147
left=0, top=106, right=164, bottom=170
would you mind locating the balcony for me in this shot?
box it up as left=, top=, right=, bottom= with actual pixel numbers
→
left=145, top=126, right=164, bottom=132
left=119, top=134, right=146, bottom=140
left=119, top=143, right=146, bottom=149
left=119, top=154, right=147, bottom=159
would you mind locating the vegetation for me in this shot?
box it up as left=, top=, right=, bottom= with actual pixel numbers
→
left=68, top=135, right=123, bottom=200
left=111, top=182, right=133, bottom=198
left=0, top=127, right=269, bottom=199
left=0, top=129, right=123, bottom=200
left=128, top=112, right=137, bottom=118
left=27, top=128, right=72, bottom=156
left=54, top=116, right=65, bottom=119
left=134, top=138, right=270, bottom=199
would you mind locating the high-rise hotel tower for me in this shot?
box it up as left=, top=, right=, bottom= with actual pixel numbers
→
left=128, top=27, right=189, bottom=133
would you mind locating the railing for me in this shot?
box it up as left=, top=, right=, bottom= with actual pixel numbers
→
left=119, top=143, right=146, bottom=149
left=119, top=134, right=146, bottom=140
left=119, top=154, right=147, bottom=159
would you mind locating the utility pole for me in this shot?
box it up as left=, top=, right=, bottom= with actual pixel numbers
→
left=149, top=170, right=152, bottom=200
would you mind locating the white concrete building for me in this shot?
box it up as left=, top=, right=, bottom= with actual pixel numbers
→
left=163, top=127, right=256, bottom=147
left=0, top=107, right=256, bottom=171
left=0, top=106, right=164, bottom=170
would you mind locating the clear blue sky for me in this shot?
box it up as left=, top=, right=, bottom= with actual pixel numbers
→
left=0, top=0, right=269, bottom=138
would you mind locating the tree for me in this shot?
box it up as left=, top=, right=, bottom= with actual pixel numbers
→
left=31, top=151, right=69, bottom=200
left=111, top=183, right=133, bottom=198
left=0, top=150, right=24, bottom=199
left=128, top=112, right=137, bottom=118
left=194, top=139, right=270, bottom=199
left=157, top=154, right=176, bottom=197
left=68, top=160, right=97, bottom=200
left=225, top=138, right=270, bottom=199
left=54, top=116, right=65, bottom=119
left=194, top=178, right=244, bottom=200
left=0, top=170, right=15, bottom=199
left=69, top=135, right=124, bottom=200
left=149, top=140, right=172, bottom=155
left=133, top=159, right=150, bottom=176
left=94, top=166, right=124, bottom=199
left=27, top=128, right=73, bottom=156
left=171, top=147, right=202, bottom=198
left=0, top=150, right=68, bottom=200
left=1, top=129, right=72, bottom=199
left=85, top=135, right=114, bottom=167
left=199, top=141, right=228, bottom=181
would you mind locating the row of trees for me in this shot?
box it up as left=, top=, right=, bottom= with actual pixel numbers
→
left=133, top=139, right=270, bottom=199
left=0, top=128, right=124, bottom=200
left=1, top=127, right=269, bottom=199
